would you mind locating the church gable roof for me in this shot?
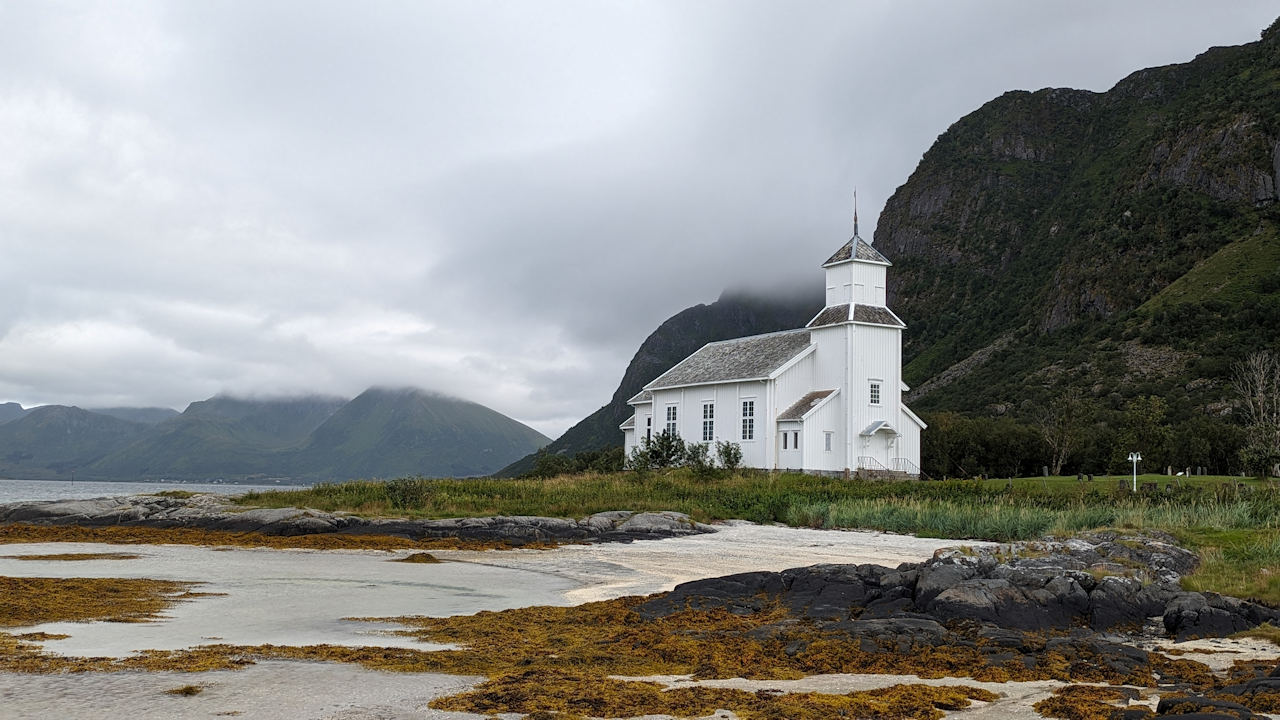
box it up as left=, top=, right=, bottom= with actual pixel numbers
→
left=646, top=329, right=812, bottom=390
left=777, top=389, right=837, bottom=420
left=860, top=420, right=898, bottom=436
left=627, top=390, right=653, bottom=405
left=822, top=236, right=891, bottom=267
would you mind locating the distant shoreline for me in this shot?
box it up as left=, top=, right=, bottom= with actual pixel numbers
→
left=0, top=478, right=293, bottom=504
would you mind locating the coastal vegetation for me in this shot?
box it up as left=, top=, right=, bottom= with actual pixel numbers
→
left=0, top=576, right=203, bottom=626
left=0, top=551, right=141, bottom=561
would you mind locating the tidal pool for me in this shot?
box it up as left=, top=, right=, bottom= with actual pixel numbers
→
left=0, top=523, right=977, bottom=719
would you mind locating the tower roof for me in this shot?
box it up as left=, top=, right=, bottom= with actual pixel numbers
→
left=822, top=235, right=891, bottom=267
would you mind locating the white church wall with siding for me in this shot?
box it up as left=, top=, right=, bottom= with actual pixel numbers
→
left=623, top=217, right=925, bottom=477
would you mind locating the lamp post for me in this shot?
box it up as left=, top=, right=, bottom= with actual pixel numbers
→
left=1128, top=451, right=1142, bottom=492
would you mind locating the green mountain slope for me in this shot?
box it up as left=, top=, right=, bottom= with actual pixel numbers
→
left=873, top=18, right=1280, bottom=419
left=496, top=289, right=823, bottom=476
left=0, top=406, right=147, bottom=478
left=89, top=395, right=346, bottom=479
left=300, top=387, right=549, bottom=478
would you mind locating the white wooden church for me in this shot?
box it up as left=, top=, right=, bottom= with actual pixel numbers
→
left=621, top=218, right=925, bottom=477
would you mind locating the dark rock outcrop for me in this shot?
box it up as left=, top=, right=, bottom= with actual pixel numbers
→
left=0, top=495, right=715, bottom=545
left=638, top=531, right=1279, bottom=640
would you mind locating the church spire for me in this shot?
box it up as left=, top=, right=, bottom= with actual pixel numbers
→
left=853, top=188, right=860, bottom=238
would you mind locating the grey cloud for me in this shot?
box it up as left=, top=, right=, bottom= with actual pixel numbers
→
left=1, top=1, right=1276, bottom=436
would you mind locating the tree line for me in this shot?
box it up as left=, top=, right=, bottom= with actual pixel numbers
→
left=922, top=351, right=1280, bottom=479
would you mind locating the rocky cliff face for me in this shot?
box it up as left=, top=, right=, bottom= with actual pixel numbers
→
left=875, top=19, right=1280, bottom=412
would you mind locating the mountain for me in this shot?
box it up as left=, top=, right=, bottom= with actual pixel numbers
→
left=88, top=407, right=181, bottom=425
left=500, top=18, right=1280, bottom=478
left=0, top=403, right=27, bottom=424
left=298, top=387, right=550, bottom=478
left=89, top=395, right=347, bottom=479
left=874, top=17, right=1280, bottom=417
left=496, top=289, right=823, bottom=476
left=0, top=406, right=148, bottom=477
left=0, top=388, right=545, bottom=482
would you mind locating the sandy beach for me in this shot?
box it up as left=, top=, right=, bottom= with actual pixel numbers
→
left=3, top=524, right=1276, bottom=720
left=0, top=523, right=978, bottom=719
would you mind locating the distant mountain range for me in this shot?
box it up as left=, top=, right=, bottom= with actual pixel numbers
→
left=0, top=388, right=548, bottom=482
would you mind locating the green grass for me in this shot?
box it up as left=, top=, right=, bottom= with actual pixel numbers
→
left=237, top=470, right=1280, bottom=604
left=1177, top=528, right=1280, bottom=604
left=1139, top=226, right=1280, bottom=312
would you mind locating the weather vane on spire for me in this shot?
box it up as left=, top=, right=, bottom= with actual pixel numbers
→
left=853, top=188, right=860, bottom=238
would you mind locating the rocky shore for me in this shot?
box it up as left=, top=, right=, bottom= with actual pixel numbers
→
left=638, top=531, right=1280, bottom=718
left=8, top=495, right=1280, bottom=717
left=642, top=531, right=1278, bottom=640
left=0, top=494, right=715, bottom=544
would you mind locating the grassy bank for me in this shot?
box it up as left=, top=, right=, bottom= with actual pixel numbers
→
left=237, top=470, right=1278, bottom=538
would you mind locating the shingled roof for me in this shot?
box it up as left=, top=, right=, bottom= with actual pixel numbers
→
left=822, top=236, right=891, bottom=266
left=807, top=303, right=905, bottom=328
left=852, top=305, right=905, bottom=327
left=646, top=329, right=813, bottom=390
left=807, top=304, right=850, bottom=327
left=777, top=390, right=837, bottom=420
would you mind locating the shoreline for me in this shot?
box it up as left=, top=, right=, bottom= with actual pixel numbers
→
left=0, top=522, right=973, bottom=719
left=5, top=496, right=1280, bottom=719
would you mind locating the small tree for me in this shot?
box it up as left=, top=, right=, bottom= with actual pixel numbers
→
left=1034, top=394, right=1089, bottom=475
left=715, top=441, right=743, bottom=472
left=686, top=442, right=717, bottom=479
left=1233, top=351, right=1280, bottom=477
left=626, top=444, right=653, bottom=472
left=384, top=476, right=429, bottom=509
left=646, top=430, right=688, bottom=468
left=1111, top=395, right=1171, bottom=473
left=530, top=448, right=573, bottom=478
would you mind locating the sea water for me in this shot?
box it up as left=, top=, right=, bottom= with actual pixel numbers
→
left=0, top=477, right=300, bottom=503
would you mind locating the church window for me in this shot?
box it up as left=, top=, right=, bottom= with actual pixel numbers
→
left=665, top=406, right=677, bottom=435
left=645, top=417, right=651, bottom=441
left=824, top=432, right=833, bottom=452
left=702, top=403, right=715, bottom=441
left=782, top=432, right=788, bottom=450
left=741, top=400, right=755, bottom=440
left=870, top=382, right=881, bottom=405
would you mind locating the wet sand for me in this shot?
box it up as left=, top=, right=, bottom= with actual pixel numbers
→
left=9, top=523, right=1266, bottom=720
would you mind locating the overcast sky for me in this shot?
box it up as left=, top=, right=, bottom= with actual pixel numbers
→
left=1, top=1, right=1276, bottom=438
